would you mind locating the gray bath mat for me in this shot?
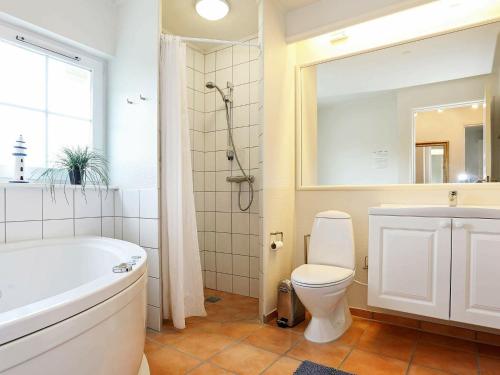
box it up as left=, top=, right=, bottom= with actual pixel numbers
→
left=294, top=361, right=353, bottom=375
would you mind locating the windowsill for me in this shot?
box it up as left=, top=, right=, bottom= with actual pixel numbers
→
left=0, top=181, right=118, bottom=190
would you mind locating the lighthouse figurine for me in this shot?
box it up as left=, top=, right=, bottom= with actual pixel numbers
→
left=10, top=135, right=28, bottom=183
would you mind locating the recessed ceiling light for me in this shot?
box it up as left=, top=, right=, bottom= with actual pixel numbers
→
left=196, top=0, right=230, bottom=21
left=437, top=109, right=444, bottom=113
left=329, top=32, right=348, bottom=45
left=472, top=103, right=479, bottom=109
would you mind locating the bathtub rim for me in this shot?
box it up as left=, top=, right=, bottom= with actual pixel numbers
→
left=0, top=236, right=147, bottom=346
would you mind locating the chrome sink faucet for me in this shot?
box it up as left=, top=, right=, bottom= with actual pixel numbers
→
left=448, top=191, right=458, bottom=207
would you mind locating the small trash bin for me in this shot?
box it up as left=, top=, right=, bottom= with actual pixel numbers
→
left=276, top=279, right=305, bottom=328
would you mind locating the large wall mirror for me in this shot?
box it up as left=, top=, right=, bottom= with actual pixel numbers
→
left=298, top=22, right=500, bottom=187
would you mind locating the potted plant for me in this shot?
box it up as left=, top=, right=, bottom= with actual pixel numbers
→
left=33, top=147, right=109, bottom=200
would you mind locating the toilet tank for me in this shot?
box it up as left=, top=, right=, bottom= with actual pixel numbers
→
left=308, top=210, right=355, bottom=270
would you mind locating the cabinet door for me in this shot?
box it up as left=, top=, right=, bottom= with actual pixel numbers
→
left=451, top=218, right=500, bottom=329
left=368, top=215, right=452, bottom=319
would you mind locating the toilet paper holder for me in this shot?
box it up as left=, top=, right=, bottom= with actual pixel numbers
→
left=270, top=231, right=284, bottom=250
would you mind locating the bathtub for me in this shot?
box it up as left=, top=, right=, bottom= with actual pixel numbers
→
left=0, top=237, right=148, bottom=375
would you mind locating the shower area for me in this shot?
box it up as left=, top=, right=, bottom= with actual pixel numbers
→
left=186, top=39, right=262, bottom=298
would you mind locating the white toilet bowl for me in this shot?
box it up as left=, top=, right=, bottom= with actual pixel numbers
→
left=292, top=264, right=354, bottom=343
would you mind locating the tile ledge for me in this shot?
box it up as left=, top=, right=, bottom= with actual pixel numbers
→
left=0, top=182, right=118, bottom=190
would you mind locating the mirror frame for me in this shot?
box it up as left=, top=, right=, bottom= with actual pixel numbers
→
left=295, top=21, right=500, bottom=191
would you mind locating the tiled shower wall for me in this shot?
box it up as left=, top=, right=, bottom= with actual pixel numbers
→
left=186, top=39, right=261, bottom=298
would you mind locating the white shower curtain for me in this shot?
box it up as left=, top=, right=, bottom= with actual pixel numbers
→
left=160, top=35, right=206, bottom=329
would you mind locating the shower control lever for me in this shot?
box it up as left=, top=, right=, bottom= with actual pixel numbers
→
left=227, top=175, right=255, bottom=183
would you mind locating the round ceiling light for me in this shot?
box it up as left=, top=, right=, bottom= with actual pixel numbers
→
left=195, top=0, right=229, bottom=21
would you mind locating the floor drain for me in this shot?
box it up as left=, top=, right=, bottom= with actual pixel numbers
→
left=205, top=296, right=222, bottom=303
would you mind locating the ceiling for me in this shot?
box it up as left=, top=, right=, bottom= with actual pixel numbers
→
left=163, top=0, right=258, bottom=51
left=315, top=22, right=500, bottom=104
left=279, top=0, right=318, bottom=11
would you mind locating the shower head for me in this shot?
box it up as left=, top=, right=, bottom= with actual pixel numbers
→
left=206, top=81, right=231, bottom=103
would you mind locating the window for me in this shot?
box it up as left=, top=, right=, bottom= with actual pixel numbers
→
left=0, top=24, right=104, bottom=179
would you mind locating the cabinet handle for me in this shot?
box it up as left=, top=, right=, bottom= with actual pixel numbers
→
left=454, top=220, right=464, bottom=229
left=439, top=220, right=450, bottom=228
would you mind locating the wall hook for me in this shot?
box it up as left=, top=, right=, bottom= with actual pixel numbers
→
left=126, top=98, right=134, bottom=104
left=139, top=94, right=147, bottom=101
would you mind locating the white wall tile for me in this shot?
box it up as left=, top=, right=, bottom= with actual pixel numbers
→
left=215, top=109, right=227, bottom=131
left=205, top=172, right=215, bottom=191
left=114, top=190, right=123, bottom=216
left=147, top=276, right=161, bottom=307
left=6, top=221, right=42, bottom=242
left=250, top=257, right=259, bottom=278
left=215, top=192, right=231, bottom=212
left=198, top=232, right=204, bottom=251
left=114, top=217, right=123, bottom=240
left=215, top=232, right=231, bottom=253
left=249, top=59, right=260, bottom=82
left=232, top=234, right=249, bottom=255
left=146, top=305, right=161, bottom=331
left=123, top=218, right=140, bottom=245
left=0, top=223, right=4, bottom=243
left=139, top=189, right=158, bottom=219
left=216, top=252, right=232, bottom=274
left=205, top=251, right=216, bottom=271
left=205, top=231, right=215, bottom=251
left=215, top=212, right=230, bottom=232
left=233, top=44, right=249, bottom=65
left=250, top=235, right=260, bottom=257
left=215, top=67, right=232, bottom=88
left=216, top=171, right=231, bottom=191
left=205, top=132, right=215, bottom=152
left=216, top=151, right=230, bottom=172
left=0, top=189, right=4, bottom=222
left=205, top=270, right=216, bottom=289
left=194, top=50, right=204, bottom=73
left=43, top=219, right=74, bottom=239
left=194, top=91, right=204, bottom=112
left=249, top=278, right=259, bottom=298
left=249, top=39, right=260, bottom=60
left=205, top=92, right=215, bottom=112
left=249, top=125, right=259, bottom=147
left=234, top=84, right=249, bottom=107
left=204, top=192, right=215, bottom=211
left=102, top=217, right=114, bottom=238
left=140, top=218, right=158, bottom=248
left=249, top=81, right=259, bottom=104
left=102, top=191, right=114, bottom=217
left=232, top=212, right=249, bottom=234
left=205, top=212, right=215, bottom=232
left=216, top=272, right=232, bottom=292
left=216, top=47, right=232, bottom=70
left=122, top=189, right=140, bottom=217
left=233, top=62, right=249, bottom=86
left=75, top=218, right=101, bottom=236
left=196, top=211, right=204, bottom=231
left=250, top=214, right=260, bottom=235
left=6, top=188, right=42, bottom=221
left=144, top=247, right=159, bottom=278
left=194, top=111, right=204, bottom=132
left=232, top=275, right=249, bottom=296
left=250, top=103, right=259, bottom=125
left=205, top=52, right=215, bottom=73
left=204, top=152, right=216, bottom=172
left=194, top=70, right=204, bottom=92
left=186, top=47, right=194, bottom=68
left=194, top=171, right=205, bottom=191
left=43, top=189, right=73, bottom=220
left=233, top=105, right=249, bottom=128
left=74, top=190, right=101, bottom=218
left=186, top=66, right=194, bottom=89
left=233, top=127, right=249, bottom=149
left=205, top=111, right=216, bottom=132
left=233, top=255, right=249, bottom=277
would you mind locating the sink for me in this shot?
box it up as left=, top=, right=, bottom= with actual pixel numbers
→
left=369, top=204, right=500, bottom=219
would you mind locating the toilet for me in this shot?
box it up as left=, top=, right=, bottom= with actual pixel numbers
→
left=291, top=210, right=355, bottom=343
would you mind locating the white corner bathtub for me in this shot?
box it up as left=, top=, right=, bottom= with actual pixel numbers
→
left=0, top=237, right=148, bottom=375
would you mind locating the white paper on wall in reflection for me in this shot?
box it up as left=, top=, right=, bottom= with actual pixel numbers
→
left=373, top=150, right=388, bottom=169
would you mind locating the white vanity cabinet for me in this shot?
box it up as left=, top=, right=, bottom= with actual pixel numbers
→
left=368, top=215, right=452, bottom=319
left=368, top=206, right=500, bottom=329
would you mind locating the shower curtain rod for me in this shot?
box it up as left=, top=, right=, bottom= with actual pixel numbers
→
left=162, top=34, right=260, bottom=48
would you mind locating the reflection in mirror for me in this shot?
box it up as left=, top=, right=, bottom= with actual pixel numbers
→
left=299, top=22, right=500, bottom=186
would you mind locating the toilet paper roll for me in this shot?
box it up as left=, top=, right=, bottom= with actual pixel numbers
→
left=271, top=240, right=283, bottom=250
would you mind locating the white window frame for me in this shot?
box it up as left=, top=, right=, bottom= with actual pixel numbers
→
left=0, top=21, right=105, bottom=179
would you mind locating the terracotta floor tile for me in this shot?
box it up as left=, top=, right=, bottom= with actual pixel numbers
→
left=188, top=363, right=235, bottom=375
left=146, top=346, right=200, bottom=375
left=356, top=322, right=417, bottom=361
left=412, top=342, right=478, bottom=375
left=219, top=320, right=263, bottom=339
left=407, top=365, right=453, bottom=375
left=147, top=327, right=186, bottom=346
left=144, top=338, right=163, bottom=355
left=336, top=319, right=368, bottom=346
left=287, top=338, right=351, bottom=368
left=262, top=357, right=302, bottom=375
left=479, top=355, right=500, bottom=375
left=479, top=343, right=500, bottom=359
left=171, top=331, right=235, bottom=360
left=210, top=343, right=279, bottom=375
left=244, top=325, right=302, bottom=354
left=418, top=332, right=478, bottom=353
left=341, top=349, right=408, bottom=375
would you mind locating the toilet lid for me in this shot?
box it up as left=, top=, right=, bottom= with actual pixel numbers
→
left=291, top=264, right=354, bottom=286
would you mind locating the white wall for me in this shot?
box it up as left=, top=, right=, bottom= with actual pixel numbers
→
left=0, top=0, right=116, bottom=57
left=317, top=92, right=399, bottom=185
left=286, top=0, right=432, bottom=42
left=261, top=0, right=296, bottom=317
left=107, top=0, right=160, bottom=189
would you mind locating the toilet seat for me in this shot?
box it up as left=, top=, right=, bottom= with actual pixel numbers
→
left=291, top=264, right=354, bottom=288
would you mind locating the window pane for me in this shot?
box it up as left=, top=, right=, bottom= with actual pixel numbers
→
left=48, top=58, right=92, bottom=119
left=0, top=40, right=46, bottom=109
left=0, top=105, right=46, bottom=169
left=47, top=114, right=92, bottom=163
